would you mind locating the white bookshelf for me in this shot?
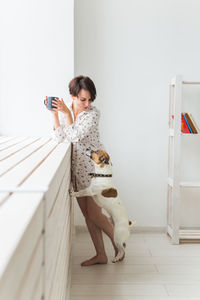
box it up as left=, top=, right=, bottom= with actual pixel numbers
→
left=167, top=75, right=200, bottom=244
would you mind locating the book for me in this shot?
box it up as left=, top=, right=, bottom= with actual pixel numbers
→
left=181, top=113, right=190, bottom=133
left=182, top=113, right=193, bottom=133
left=191, top=112, right=200, bottom=133
left=185, top=113, right=198, bottom=134
left=189, top=113, right=200, bottom=133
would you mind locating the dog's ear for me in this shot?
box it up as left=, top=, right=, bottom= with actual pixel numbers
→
left=103, top=152, right=110, bottom=164
left=99, top=151, right=110, bottom=166
left=101, top=188, right=118, bottom=198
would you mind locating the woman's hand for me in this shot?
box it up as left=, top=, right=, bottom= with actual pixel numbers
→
left=45, top=96, right=73, bottom=129
left=44, top=96, right=58, bottom=115
left=52, top=98, right=70, bottom=115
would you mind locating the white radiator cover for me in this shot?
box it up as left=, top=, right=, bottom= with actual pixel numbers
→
left=0, top=136, right=73, bottom=300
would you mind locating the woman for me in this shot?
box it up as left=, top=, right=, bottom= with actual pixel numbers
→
left=48, top=75, right=120, bottom=266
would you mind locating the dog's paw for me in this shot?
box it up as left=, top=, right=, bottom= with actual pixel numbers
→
left=112, top=256, right=119, bottom=263
left=112, top=252, right=125, bottom=263
left=112, top=249, right=125, bottom=263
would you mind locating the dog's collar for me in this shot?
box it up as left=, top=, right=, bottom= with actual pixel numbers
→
left=89, top=173, right=112, bottom=178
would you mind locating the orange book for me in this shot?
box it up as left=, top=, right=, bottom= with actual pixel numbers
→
left=185, top=113, right=198, bottom=134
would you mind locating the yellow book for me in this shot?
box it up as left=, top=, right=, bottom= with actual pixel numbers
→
left=190, top=113, right=200, bottom=133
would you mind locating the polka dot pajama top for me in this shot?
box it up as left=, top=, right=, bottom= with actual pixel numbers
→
left=52, top=101, right=105, bottom=192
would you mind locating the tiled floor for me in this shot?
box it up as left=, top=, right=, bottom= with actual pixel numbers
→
left=71, top=231, right=200, bottom=300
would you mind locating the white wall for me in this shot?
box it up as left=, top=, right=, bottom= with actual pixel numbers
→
left=0, top=0, right=74, bottom=136
left=74, top=0, right=200, bottom=228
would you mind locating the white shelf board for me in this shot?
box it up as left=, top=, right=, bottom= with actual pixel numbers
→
left=182, top=81, right=200, bottom=85
left=180, top=182, right=200, bottom=188
left=168, top=178, right=200, bottom=188
left=179, top=229, right=200, bottom=239
left=169, top=132, right=200, bottom=137
left=181, top=133, right=199, bottom=136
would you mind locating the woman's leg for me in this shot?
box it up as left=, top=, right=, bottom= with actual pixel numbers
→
left=86, top=196, right=118, bottom=256
left=77, top=196, right=121, bottom=266
left=76, top=196, right=108, bottom=266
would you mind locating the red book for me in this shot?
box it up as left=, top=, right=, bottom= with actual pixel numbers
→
left=181, top=113, right=190, bottom=133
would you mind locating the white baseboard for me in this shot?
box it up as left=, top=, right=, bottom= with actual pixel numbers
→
left=132, top=226, right=166, bottom=233
left=75, top=225, right=166, bottom=234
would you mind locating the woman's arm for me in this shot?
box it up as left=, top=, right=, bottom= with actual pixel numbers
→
left=63, top=111, right=73, bottom=128
left=51, top=98, right=74, bottom=143
left=52, top=98, right=73, bottom=130
left=52, top=112, right=60, bottom=130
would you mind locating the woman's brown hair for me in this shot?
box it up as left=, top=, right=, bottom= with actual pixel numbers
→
left=68, top=75, right=97, bottom=101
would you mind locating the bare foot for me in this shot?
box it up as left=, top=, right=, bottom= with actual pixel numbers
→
left=81, top=255, right=108, bottom=266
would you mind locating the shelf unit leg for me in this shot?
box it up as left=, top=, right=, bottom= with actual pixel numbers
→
left=171, top=230, right=180, bottom=244
left=168, top=75, right=182, bottom=245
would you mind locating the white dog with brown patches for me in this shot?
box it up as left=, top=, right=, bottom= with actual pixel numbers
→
left=72, top=148, right=135, bottom=263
